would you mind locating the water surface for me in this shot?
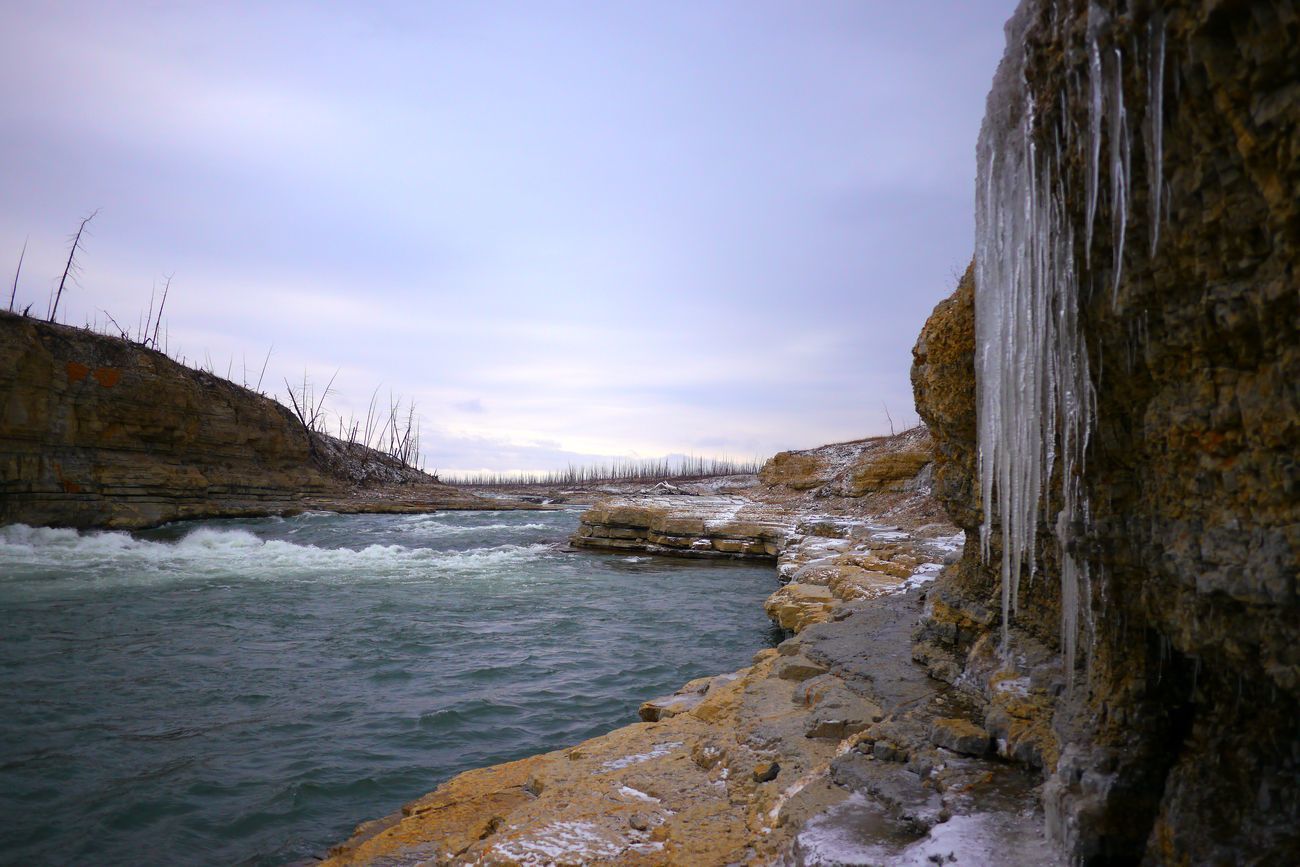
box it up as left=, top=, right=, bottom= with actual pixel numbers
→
left=0, top=510, right=779, bottom=865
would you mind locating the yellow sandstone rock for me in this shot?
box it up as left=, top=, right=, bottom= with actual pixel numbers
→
left=846, top=448, right=933, bottom=496
left=323, top=655, right=861, bottom=867
left=764, top=584, right=836, bottom=632
left=757, top=451, right=828, bottom=490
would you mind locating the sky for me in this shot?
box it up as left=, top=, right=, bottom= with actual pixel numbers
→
left=0, top=1, right=1017, bottom=475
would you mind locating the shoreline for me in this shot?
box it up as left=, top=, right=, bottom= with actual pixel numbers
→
left=318, top=432, right=1061, bottom=865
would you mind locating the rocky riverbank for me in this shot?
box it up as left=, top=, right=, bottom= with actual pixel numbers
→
left=321, top=432, right=1066, bottom=865
left=0, top=312, right=526, bottom=529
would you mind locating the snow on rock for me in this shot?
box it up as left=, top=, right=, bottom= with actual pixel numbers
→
left=600, top=741, right=683, bottom=771
left=489, top=820, right=626, bottom=865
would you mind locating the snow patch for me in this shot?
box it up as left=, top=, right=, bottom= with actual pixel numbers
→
left=796, top=797, right=1063, bottom=866
left=617, top=785, right=660, bottom=804
left=490, top=821, right=624, bottom=864
left=894, top=811, right=1063, bottom=866
left=601, top=742, right=682, bottom=771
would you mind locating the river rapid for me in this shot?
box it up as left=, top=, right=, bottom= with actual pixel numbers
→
left=0, top=509, right=780, bottom=865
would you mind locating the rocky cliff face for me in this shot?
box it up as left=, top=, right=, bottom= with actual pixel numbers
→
left=0, top=313, right=491, bottom=529
left=913, top=1, right=1298, bottom=862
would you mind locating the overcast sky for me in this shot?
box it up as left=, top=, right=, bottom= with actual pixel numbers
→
left=1, top=1, right=1015, bottom=474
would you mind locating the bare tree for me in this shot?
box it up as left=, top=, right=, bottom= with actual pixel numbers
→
left=255, top=344, right=273, bottom=393
left=49, top=210, right=98, bottom=322
left=148, top=273, right=171, bottom=347
left=101, top=308, right=130, bottom=339
left=282, top=369, right=339, bottom=440
left=362, top=385, right=383, bottom=450
left=143, top=281, right=156, bottom=342
left=9, top=237, right=27, bottom=312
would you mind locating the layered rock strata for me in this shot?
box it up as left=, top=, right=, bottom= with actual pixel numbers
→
left=571, top=426, right=945, bottom=563
left=756, top=426, right=935, bottom=500
left=571, top=497, right=788, bottom=560
left=910, top=0, right=1299, bottom=861
left=0, top=313, right=508, bottom=529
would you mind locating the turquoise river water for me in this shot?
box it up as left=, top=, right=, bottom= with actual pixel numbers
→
left=0, top=509, right=781, bottom=866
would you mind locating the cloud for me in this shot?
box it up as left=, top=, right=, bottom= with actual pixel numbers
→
left=0, top=1, right=1017, bottom=471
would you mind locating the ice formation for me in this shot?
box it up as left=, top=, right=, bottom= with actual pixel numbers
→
left=974, top=2, right=1168, bottom=682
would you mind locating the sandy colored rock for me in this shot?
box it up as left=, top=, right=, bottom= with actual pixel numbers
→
left=571, top=496, right=788, bottom=561
left=826, top=566, right=904, bottom=602
left=764, top=584, right=836, bottom=633
left=758, top=451, right=828, bottom=490
left=0, top=312, right=517, bottom=529
left=846, top=448, right=933, bottom=495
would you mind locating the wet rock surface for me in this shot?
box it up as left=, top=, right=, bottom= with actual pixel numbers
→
left=910, top=0, right=1300, bottom=862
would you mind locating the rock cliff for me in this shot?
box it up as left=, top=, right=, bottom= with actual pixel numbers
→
left=913, top=0, right=1298, bottom=862
left=0, top=312, right=502, bottom=529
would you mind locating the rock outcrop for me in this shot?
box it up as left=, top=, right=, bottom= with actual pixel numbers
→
left=912, top=1, right=1299, bottom=862
left=757, top=427, right=936, bottom=500
left=571, top=427, right=946, bottom=563
left=571, top=497, right=787, bottom=559
left=0, top=313, right=506, bottom=529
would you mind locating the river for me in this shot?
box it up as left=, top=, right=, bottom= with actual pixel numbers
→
left=0, top=509, right=780, bottom=865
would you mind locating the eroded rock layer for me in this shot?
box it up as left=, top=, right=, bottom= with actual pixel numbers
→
left=0, top=313, right=500, bottom=529
left=913, top=1, right=1299, bottom=862
left=572, top=497, right=787, bottom=559
left=571, top=428, right=944, bottom=563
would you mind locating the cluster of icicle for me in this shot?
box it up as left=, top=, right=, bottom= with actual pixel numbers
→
left=974, top=1, right=1166, bottom=685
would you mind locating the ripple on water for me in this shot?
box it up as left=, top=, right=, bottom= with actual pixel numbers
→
left=0, top=511, right=777, bottom=866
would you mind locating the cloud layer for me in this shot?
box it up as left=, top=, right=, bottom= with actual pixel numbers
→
left=0, top=1, right=1015, bottom=473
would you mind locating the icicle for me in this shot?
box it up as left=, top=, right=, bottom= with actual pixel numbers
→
left=1110, top=46, right=1130, bottom=303
left=1147, top=15, right=1166, bottom=255
left=1084, top=5, right=1107, bottom=263
left=973, top=0, right=1172, bottom=683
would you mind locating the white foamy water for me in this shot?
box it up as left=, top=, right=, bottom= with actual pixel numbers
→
left=394, top=515, right=555, bottom=535
left=0, top=522, right=554, bottom=595
left=0, top=510, right=780, bottom=866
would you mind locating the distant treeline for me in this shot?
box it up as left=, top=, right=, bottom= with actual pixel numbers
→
left=445, top=455, right=765, bottom=488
